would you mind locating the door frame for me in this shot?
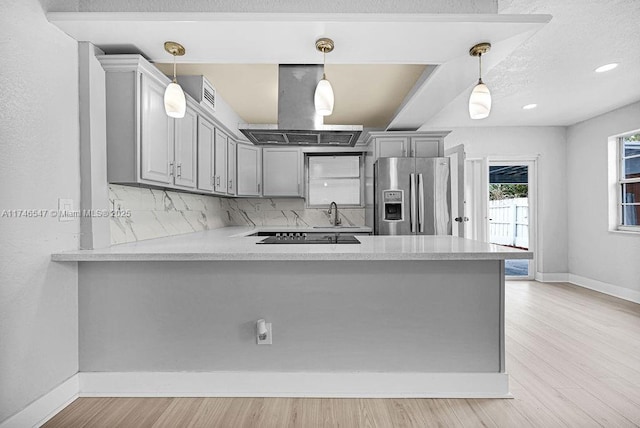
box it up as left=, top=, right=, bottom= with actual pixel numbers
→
left=486, top=156, right=538, bottom=280
left=444, top=144, right=466, bottom=237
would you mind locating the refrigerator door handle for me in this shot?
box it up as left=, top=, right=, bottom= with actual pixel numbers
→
left=418, top=173, right=425, bottom=233
left=410, top=173, right=416, bottom=233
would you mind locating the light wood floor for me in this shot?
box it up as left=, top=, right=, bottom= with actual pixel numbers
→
left=44, top=281, right=640, bottom=427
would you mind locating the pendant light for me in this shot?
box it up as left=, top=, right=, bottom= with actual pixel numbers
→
left=468, top=42, right=492, bottom=120
left=163, top=41, right=186, bottom=118
left=314, top=38, right=335, bottom=116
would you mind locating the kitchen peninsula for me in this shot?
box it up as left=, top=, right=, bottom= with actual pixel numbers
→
left=53, top=227, right=531, bottom=398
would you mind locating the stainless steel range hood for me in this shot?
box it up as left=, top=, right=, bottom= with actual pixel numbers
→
left=239, top=65, right=363, bottom=147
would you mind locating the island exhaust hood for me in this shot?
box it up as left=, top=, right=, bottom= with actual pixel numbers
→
left=239, top=64, right=362, bottom=147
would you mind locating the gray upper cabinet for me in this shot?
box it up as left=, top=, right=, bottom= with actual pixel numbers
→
left=374, top=136, right=408, bottom=158
left=100, top=55, right=203, bottom=189
left=367, top=131, right=450, bottom=161
left=227, top=139, right=237, bottom=196
left=99, top=55, right=178, bottom=187
left=214, top=129, right=228, bottom=194
left=237, top=143, right=262, bottom=197
left=410, top=136, right=442, bottom=157
left=262, top=148, right=302, bottom=197
left=173, top=101, right=198, bottom=189
left=197, top=116, right=215, bottom=192
left=139, top=73, right=174, bottom=185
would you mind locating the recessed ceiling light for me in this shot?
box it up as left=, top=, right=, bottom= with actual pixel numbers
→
left=522, top=104, right=537, bottom=110
left=595, top=63, right=618, bottom=73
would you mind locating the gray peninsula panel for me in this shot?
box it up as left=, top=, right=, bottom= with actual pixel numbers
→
left=79, top=260, right=501, bottom=373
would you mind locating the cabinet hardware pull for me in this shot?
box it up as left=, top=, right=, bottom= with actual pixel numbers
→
left=169, top=162, right=174, bottom=176
left=177, top=163, right=182, bottom=178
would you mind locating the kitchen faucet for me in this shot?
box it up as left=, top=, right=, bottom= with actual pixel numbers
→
left=328, top=201, right=342, bottom=226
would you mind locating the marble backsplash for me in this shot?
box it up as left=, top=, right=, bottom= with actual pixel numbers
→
left=109, top=184, right=365, bottom=245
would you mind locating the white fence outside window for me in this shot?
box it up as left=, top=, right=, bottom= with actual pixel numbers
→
left=489, top=198, right=529, bottom=248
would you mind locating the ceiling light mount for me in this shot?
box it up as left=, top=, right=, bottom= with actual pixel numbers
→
left=164, top=41, right=186, bottom=57
left=315, top=38, right=335, bottom=54
left=469, top=42, right=491, bottom=57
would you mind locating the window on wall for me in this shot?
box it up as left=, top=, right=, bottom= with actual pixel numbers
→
left=306, top=154, right=364, bottom=207
left=619, top=133, right=640, bottom=230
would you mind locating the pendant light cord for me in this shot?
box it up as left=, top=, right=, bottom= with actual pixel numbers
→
left=478, top=53, right=483, bottom=84
left=323, top=49, right=327, bottom=80
left=172, top=54, right=177, bottom=83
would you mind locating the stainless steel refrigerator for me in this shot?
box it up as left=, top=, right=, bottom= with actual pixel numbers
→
left=374, top=157, right=452, bottom=235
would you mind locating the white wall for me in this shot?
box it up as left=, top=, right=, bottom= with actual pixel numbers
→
left=566, top=101, right=640, bottom=294
left=0, top=0, right=80, bottom=422
left=438, top=127, right=568, bottom=275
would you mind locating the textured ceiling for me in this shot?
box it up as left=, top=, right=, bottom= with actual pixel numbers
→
left=421, top=0, right=640, bottom=127
left=154, top=63, right=427, bottom=127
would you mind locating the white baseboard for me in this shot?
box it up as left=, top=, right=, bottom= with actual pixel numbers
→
left=568, top=274, right=640, bottom=304
left=0, top=371, right=510, bottom=427
left=79, top=371, right=511, bottom=398
left=0, top=375, right=78, bottom=428
left=535, top=271, right=640, bottom=304
left=535, top=272, right=569, bottom=282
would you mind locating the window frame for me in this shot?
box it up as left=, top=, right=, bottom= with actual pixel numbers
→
left=304, top=153, right=365, bottom=209
left=617, top=133, right=640, bottom=232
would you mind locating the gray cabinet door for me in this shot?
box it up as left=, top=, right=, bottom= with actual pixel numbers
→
left=214, top=130, right=228, bottom=193
left=140, top=73, right=174, bottom=184
left=262, top=148, right=301, bottom=196
left=227, top=139, right=237, bottom=195
left=173, top=104, right=197, bottom=189
left=196, top=117, right=215, bottom=192
left=237, top=144, right=262, bottom=196
left=411, top=137, right=441, bottom=157
left=376, top=137, right=408, bottom=158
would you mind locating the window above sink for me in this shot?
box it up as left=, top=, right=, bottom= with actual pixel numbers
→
left=305, top=154, right=364, bottom=208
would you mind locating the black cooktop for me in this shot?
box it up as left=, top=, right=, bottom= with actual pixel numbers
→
left=257, top=233, right=360, bottom=245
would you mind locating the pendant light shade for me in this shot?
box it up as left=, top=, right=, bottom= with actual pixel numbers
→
left=164, top=82, right=186, bottom=118
left=469, top=81, right=491, bottom=120
left=315, top=38, right=335, bottom=116
left=468, top=43, right=492, bottom=120
left=314, top=78, right=334, bottom=116
left=163, top=41, right=186, bottom=119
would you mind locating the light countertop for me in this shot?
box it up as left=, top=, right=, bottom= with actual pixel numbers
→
left=51, top=226, right=533, bottom=262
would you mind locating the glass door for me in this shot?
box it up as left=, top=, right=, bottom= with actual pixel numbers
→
left=487, top=161, right=536, bottom=279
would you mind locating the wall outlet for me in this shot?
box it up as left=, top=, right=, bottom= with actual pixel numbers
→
left=257, top=322, right=272, bottom=345
left=254, top=203, right=262, bottom=212
left=58, top=198, right=74, bottom=222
